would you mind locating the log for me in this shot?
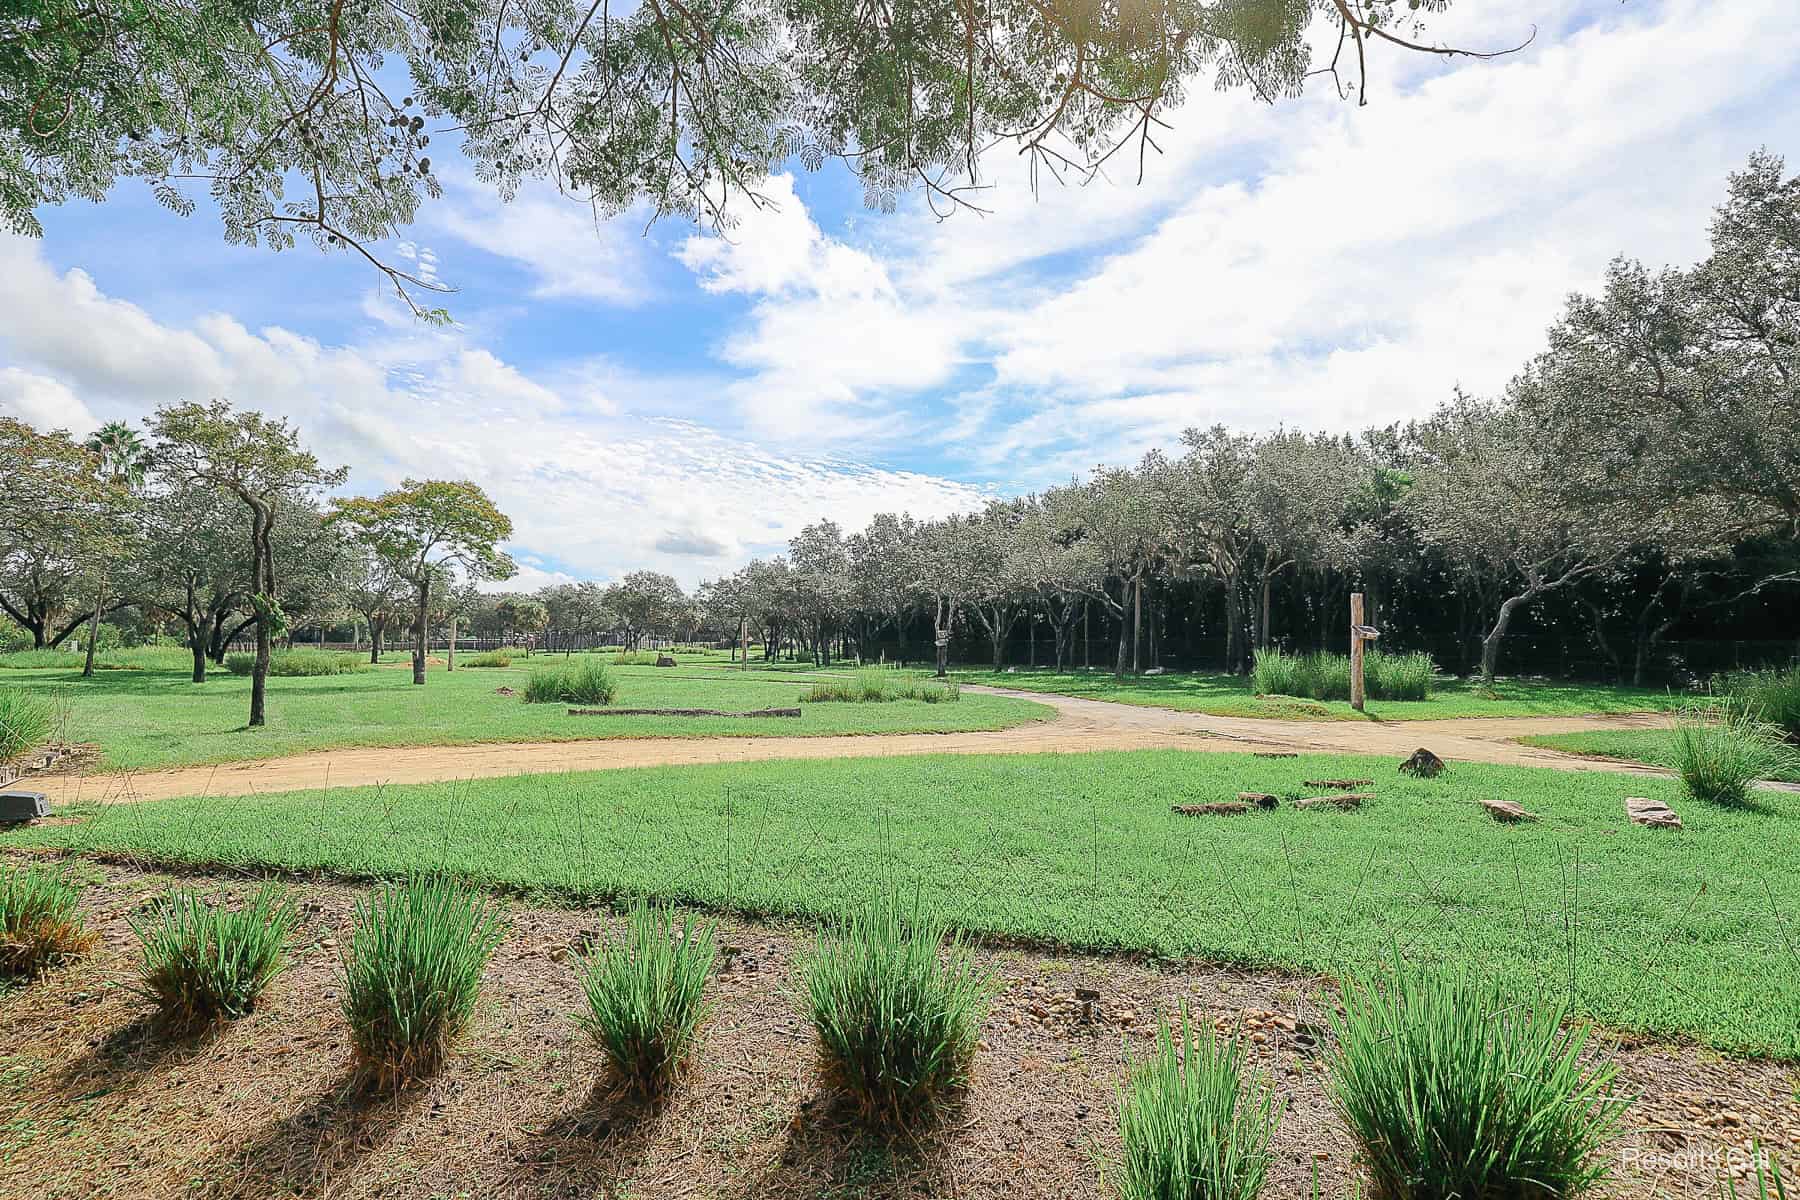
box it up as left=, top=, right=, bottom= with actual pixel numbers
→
left=1625, top=796, right=1682, bottom=829
left=1237, top=792, right=1281, bottom=809
left=1294, top=793, right=1369, bottom=811
left=567, top=706, right=801, bottom=718
left=1303, top=778, right=1373, bottom=790
left=1479, top=798, right=1538, bottom=824
left=1173, top=802, right=1250, bottom=817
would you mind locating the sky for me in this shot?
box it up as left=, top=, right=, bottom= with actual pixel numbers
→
left=2, top=0, right=1797, bottom=591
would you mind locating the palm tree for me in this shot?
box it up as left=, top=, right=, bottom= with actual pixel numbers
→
left=78, top=421, right=150, bottom=677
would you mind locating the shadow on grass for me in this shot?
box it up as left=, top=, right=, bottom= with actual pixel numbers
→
left=54, top=1011, right=231, bottom=1101
left=507, top=1079, right=670, bottom=1196
left=209, top=1074, right=424, bottom=1199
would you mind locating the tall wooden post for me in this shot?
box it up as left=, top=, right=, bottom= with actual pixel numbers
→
left=1350, top=592, right=1366, bottom=712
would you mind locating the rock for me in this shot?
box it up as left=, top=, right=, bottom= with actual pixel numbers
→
left=1625, top=796, right=1683, bottom=829
left=1237, top=791, right=1281, bottom=809
left=1398, top=747, right=1447, bottom=778
left=1173, top=802, right=1250, bottom=816
left=1294, top=793, right=1368, bottom=811
left=1479, top=797, right=1538, bottom=823
left=1303, top=778, right=1373, bottom=790
left=654, top=654, right=678, bottom=667
left=1144, top=666, right=1167, bottom=676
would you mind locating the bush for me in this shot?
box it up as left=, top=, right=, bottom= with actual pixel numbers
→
left=803, top=669, right=960, bottom=704
left=224, top=649, right=371, bottom=677
left=611, top=650, right=661, bottom=666
left=0, top=687, right=54, bottom=760
left=1116, top=1008, right=1279, bottom=1200
left=129, top=885, right=297, bottom=1027
left=1252, top=649, right=1434, bottom=703
left=802, top=894, right=992, bottom=1124
left=1328, top=956, right=1626, bottom=1200
left=1717, top=666, right=1800, bottom=740
left=575, top=900, right=716, bottom=1096
left=340, top=876, right=504, bottom=1089
left=522, top=657, right=618, bottom=705
left=1671, top=699, right=1800, bottom=807
left=0, top=866, right=92, bottom=976
left=461, top=650, right=513, bottom=668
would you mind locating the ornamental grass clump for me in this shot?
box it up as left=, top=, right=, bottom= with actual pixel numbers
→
left=575, top=900, right=716, bottom=1097
left=802, top=895, right=992, bottom=1125
left=803, top=669, right=959, bottom=704
left=1716, top=666, right=1800, bottom=740
left=0, top=865, right=92, bottom=976
left=1116, top=1008, right=1279, bottom=1200
left=522, top=657, right=618, bottom=705
left=1328, top=955, right=1627, bottom=1200
left=1253, top=649, right=1434, bottom=702
left=1671, top=699, right=1799, bottom=807
left=0, top=686, right=53, bottom=760
left=129, top=885, right=297, bottom=1027
left=340, top=876, right=503, bottom=1089
left=461, top=649, right=512, bottom=668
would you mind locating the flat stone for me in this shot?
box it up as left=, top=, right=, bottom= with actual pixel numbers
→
left=1237, top=791, right=1281, bottom=809
left=1294, top=793, right=1368, bottom=811
left=1625, top=796, right=1683, bottom=829
left=1172, top=801, right=1250, bottom=816
left=1480, top=797, right=1538, bottom=823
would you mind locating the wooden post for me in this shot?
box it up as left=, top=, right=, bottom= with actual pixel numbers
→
left=1350, top=592, right=1366, bottom=712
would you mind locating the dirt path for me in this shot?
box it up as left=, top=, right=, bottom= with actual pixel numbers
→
left=40, top=686, right=1723, bottom=808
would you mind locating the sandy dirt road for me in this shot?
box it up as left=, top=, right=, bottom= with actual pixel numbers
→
left=36, top=686, right=1719, bottom=807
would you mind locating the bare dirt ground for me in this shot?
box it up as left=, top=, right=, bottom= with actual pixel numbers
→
left=43, top=687, right=1718, bottom=807
left=2, top=862, right=1792, bottom=1199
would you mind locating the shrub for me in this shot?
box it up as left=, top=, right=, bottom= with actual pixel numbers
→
left=575, top=900, right=716, bottom=1096
left=611, top=650, right=661, bottom=666
left=1328, top=956, right=1626, bottom=1200
left=1671, top=699, right=1800, bottom=806
left=129, top=885, right=297, bottom=1026
left=0, top=866, right=92, bottom=976
left=802, top=894, right=992, bottom=1124
left=340, top=876, right=504, bottom=1089
left=1116, top=1008, right=1279, bottom=1200
left=1717, top=666, right=1800, bottom=740
left=224, top=649, right=371, bottom=677
left=522, top=657, right=619, bottom=705
left=461, top=650, right=513, bottom=668
left=803, top=669, right=960, bottom=704
left=0, top=687, right=54, bottom=760
left=1252, top=649, right=1434, bottom=703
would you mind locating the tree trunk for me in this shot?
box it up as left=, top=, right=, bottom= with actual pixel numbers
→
left=1479, top=594, right=1529, bottom=688
left=1132, top=577, right=1143, bottom=675
left=448, top=617, right=457, bottom=671
left=369, top=617, right=384, bottom=664
left=249, top=507, right=273, bottom=728
left=412, top=576, right=431, bottom=686
left=82, top=584, right=105, bottom=677
left=191, top=638, right=208, bottom=683
left=1259, top=573, right=1272, bottom=652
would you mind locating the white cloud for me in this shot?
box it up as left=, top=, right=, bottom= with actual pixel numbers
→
left=0, top=367, right=97, bottom=435
left=432, top=178, right=653, bottom=304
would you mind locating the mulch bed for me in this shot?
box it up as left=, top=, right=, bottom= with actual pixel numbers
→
left=1, top=859, right=1794, bottom=1199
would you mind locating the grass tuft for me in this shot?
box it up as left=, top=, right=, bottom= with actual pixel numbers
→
left=224, top=649, right=372, bottom=677
left=1116, top=1007, right=1279, bottom=1200
left=340, top=876, right=503, bottom=1089
left=575, top=900, right=716, bottom=1097
left=1717, top=666, right=1800, bottom=741
left=1671, top=699, right=1800, bottom=806
left=802, top=893, right=992, bottom=1125
left=0, top=865, right=93, bottom=975
left=460, top=650, right=513, bottom=668
left=804, top=669, right=961, bottom=704
left=1328, top=954, right=1627, bottom=1200
left=0, top=686, right=54, bottom=759
left=522, top=657, right=619, bottom=705
left=1252, top=649, right=1434, bottom=703
left=129, top=884, right=297, bottom=1026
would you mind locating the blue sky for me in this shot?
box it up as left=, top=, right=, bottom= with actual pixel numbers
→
left=3, top=0, right=1798, bottom=589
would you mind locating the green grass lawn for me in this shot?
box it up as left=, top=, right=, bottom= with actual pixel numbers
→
left=14, top=749, right=1797, bottom=1058
left=1521, top=727, right=1800, bottom=783
left=0, top=656, right=1050, bottom=771
left=951, top=667, right=1686, bottom=721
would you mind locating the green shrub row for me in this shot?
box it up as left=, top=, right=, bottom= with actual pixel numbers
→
left=522, top=657, right=618, bottom=705
left=5, top=868, right=1646, bottom=1197
left=223, top=649, right=372, bottom=677
left=1252, top=648, right=1436, bottom=703
left=804, top=669, right=961, bottom=704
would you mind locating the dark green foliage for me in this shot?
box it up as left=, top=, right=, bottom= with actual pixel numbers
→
left=129, top=885, right=296, bottom=1026
left=224, top=649, right=370, bottom=677
left=801, top=895, right=992, bottom=1124
left=1328, top=956, right=1627, bottom=1200
left=0, top=865, right=91, bottom=975
left=575, top=901, right=716, bottom=1096
left=522, top=658, right=618, bottom=705
left=340, top=876, right=503, bottom=1089
left=0, top=686, right=53, bottom=759
left=1672, top=700, right=1800, bottom=807
left=1116, top=1009, right=1279, bottom=1200
left=1252, top=650, right=1434, bottom=703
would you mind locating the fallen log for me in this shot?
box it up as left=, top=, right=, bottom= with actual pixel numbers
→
left=567, top=706, right=802, bottom=718
left=1172, top=802, right=1250, bottom=817
left=1237, top=792, right=1281, bottom=809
